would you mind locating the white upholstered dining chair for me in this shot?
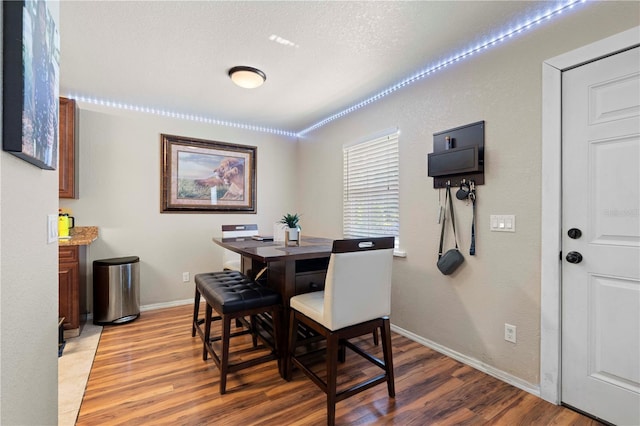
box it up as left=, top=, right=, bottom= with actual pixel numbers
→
left=221, top=224, right=259, bottom=271
left=285, top=236, right=395, bottom=426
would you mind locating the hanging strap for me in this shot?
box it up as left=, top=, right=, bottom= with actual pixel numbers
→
left=448, top=183, right=460, bottom=250
left=470, top=191, right=476, bottom=255
left=438, top=186, right=448, bottom=259
left=438, top=183, right=459, bottom=259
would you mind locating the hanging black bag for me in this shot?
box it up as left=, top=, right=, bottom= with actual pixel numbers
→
left=437, top=183, right=464, bottom=275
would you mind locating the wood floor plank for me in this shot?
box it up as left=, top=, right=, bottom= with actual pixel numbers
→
left=76, top=304, right=603, bottom=425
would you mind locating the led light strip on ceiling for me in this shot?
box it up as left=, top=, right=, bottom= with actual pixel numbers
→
left=68, top=96, right=298, bottom=137
left=297, top=0, right=586, bottom=136
left=68, top=0, right=586, bottom=139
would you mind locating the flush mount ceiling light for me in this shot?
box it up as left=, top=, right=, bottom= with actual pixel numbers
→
left=228, top=66, right=266, bottom=89
left=70, top=0, right=585, bottom=138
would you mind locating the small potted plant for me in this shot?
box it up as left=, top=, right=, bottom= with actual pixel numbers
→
left=280, top=213, right=301, bottom=245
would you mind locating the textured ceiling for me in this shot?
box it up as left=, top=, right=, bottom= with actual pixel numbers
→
left=59, top=1, right=584, bottom=135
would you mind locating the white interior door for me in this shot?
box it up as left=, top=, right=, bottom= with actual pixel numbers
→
left=561, top=46, right=640, bottom=425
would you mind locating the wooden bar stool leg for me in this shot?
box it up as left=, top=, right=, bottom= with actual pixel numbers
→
left=285, top=311, right=299, bottom=381
left=203, top=304, right=212, bottom=361
left=250, top=315, right=258, bottom=347
left=338, top=339, right=346, bottom=363
left=381, top=318, right=395, bottom=397
left=220, top=314, right=232, bottom=394
left=326, top=333, right=339, bottom=426
left=271, top=307, right=281, bottom=373
left=192, top=288, right=201, bottom=337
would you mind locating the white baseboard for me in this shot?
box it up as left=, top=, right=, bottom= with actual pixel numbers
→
left=390, top=323, right=541, bottom=398
left=140, top=298, right=193, bottom=312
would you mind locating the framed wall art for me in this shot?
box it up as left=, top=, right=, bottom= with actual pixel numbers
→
left=3, top=0, right=60, bottom=170
left=160, top=134, right=257, bottom=213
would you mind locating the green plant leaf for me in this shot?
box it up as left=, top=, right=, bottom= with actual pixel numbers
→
left=279, top=213, right=301, bottom=229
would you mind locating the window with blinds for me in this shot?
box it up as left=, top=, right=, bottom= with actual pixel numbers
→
left=343, top=131, right=399, bottom=248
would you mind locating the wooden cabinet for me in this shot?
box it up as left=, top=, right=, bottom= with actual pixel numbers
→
left=59, top=245, right=87, bottom=336
left=59, top=97, right=78, bottom=198
left=295, top=271, right=326, bottom=295
left=59, top=258, right=79, bottom=330
left=294, top=258, right=328, bottom=295
left=264, top=257, right=330, bottom=303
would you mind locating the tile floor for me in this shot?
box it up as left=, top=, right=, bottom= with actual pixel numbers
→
left=58, top=322, right=102, bottom=426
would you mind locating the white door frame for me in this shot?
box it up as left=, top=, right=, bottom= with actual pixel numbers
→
left=540, top=26, right=640, bottom=404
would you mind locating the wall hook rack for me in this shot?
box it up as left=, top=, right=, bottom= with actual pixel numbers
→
left=428, top=121, right=485, bottom=188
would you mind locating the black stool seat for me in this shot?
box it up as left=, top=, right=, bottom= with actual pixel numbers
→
left=192, top=270, right=282, bottom=394
left=195, top=271, right=280, bottom=314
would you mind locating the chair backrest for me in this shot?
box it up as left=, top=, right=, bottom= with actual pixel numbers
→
left=323, top=237, right=394, bottom=330
left=221, top=224, right=259, bottom=270
left=221, top=224, right=259, bottom=239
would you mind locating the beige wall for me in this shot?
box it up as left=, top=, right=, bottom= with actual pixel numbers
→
left=0, top=3, right=61, bottom=424
left=0, top=4, right=631, bottom=423
left=296, top=1, right=639, bottom=387
left=59, top=105, right=298, bottom=308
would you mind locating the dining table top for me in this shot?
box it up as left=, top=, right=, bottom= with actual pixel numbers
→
left=212, top=236, right=334, bottom=262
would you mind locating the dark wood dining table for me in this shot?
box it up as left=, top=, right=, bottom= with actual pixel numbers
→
left=212, top=235, right=334, bottom=376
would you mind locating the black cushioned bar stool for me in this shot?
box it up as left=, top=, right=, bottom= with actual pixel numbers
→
left=192, top=270, right=282, bottom=394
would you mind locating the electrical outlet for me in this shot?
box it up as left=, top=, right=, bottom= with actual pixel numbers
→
left=504, top=323, right=517, bottom=343
left=182, top=272, right=190, bottom=283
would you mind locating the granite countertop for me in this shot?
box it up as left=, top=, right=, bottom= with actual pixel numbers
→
left=59, top=226, right=99, bottom=246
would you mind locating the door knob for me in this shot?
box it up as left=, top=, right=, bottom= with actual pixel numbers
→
left=566, top=251, right=583, bottom=264
left=567, top=228, right=582, bottom=239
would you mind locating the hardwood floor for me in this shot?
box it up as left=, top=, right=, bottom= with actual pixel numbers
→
left=77, top=304, right=601, bottom=425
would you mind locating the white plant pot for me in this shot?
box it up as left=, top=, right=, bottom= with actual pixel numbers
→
left=285, top=227, right=300, bottom=246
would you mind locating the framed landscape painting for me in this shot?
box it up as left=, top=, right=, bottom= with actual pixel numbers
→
left=2, top=0, right=60, bottom=170
left=160, top=134, right=257, bottom=213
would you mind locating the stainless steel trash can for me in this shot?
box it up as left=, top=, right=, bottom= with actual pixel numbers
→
left=93, top=256, right=140, bottom=325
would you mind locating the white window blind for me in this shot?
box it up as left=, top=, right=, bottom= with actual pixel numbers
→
left=343, top=132, right=399, bottom=248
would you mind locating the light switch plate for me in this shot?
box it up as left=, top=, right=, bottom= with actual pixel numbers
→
left=490, top=215, right=516, bottom=232
left=47, top=214, right=58, bottom=243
